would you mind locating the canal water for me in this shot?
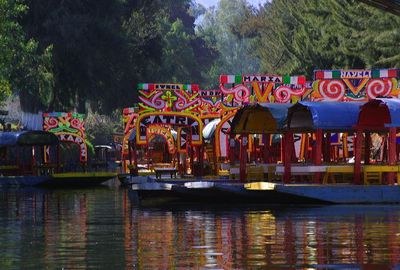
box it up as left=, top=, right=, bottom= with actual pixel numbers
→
left=1, top=179, right=400, bottom=269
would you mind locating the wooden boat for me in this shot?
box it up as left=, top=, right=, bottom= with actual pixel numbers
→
left=129, top=181, right=181, bottom=205
left=43, top=172, right=116, bottom=187
left=0, top=131, right=59, bottom=187
left=0, top=175, right=51, bottom=187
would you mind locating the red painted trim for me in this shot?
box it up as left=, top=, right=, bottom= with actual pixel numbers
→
left=283, top=132, right=293, bottom=184
left=315, top=71, right=324, bottom=80
left=313, top=129, right=323, bottom=183
left=239, top=135, right=248, bottom=183
left=354, top=129, right=363, bottom=185
left=220, top=75, right=228, bottom=84
left=388, top=127, right=397, bottom=185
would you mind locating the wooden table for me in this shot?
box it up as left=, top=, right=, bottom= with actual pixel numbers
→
left=34, top=164, right=57, bottom=176
left=154, top=167, right=178, bottom=180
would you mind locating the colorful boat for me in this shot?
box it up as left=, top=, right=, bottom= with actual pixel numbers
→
left=43, top=172, right=116, bottom=187
left=0, top=131, right=59, bottom=186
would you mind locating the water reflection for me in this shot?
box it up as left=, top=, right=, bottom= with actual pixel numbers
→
left=1, top=185, right=400, bottom=269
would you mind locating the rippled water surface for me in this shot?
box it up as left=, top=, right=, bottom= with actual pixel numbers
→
left=1, top=180, right=400, bottom=269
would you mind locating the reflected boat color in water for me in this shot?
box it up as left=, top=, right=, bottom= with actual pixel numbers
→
left=1, top=183, right=400, bottom=269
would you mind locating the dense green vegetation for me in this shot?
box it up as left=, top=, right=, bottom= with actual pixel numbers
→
left=249, top=0, right=400, bottom=78
left=0, top=0, right=399, bottom=114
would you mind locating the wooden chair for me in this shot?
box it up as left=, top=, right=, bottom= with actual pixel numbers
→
left=363, top=169, right=382, bottom=185
left=246, top=165, right=264, bottom=182
left=363, top=165, right=398, bottom=185
left=323, top=166, right=354, bottom=184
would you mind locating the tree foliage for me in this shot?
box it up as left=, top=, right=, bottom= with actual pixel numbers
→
left=14, top=0, right=216, bottom=113
left=0, top=0, right=53, bottom=108
left=197, top=0, right=260, bottom=88
left=250, top=0, right=400, bottom=78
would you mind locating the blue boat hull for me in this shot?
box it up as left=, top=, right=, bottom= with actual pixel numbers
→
left=0, top=175, right=51, bottom=187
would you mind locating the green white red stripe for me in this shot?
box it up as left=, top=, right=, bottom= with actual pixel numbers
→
left=315, top=69, right=398, bottom=79
left=315, top=70, right=341, bottom=80
left=220, top=75, right=242, bottom=84
left=282, top=75, right=306, bottom=85
left=221, top=74, right=305, bottom=84
left=43, top=112, right=84, bottom=118
left=372, top=69, right=398, bottom=78
left=182, top=84, right=199, bottom=91
left=137, top=83, right=198, bottom=91
left=137, top=83, right=154, bottom=90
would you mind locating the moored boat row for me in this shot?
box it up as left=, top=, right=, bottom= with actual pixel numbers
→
left=0, top=131, right=116, bottom=187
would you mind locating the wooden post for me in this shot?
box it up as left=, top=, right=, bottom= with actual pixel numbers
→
left=40, top=146, right=45, bottom=164
left=132, top=142, right=138, bottom=175
left=388, top=127, right=397, bottom=185
left=213, top=138, right=219, bottom=175
left=354, top=129, right=363, bottom=185
left=239, top=135, right=248, bottom=183
left=199, top=145, right=204, bottom=177
left=56, top=144, right=60, bottom=173
left=190, top=144, right=194, bottom=175
left=280, top=134, right=284, bottom=163
left=252, top=135, right=257, bottom=162
left=146, top=143, right=150, bottom=171
left=32, top=146, right=36, bottom=175
left=262, top=134, right=269, bottom=163
left=229, top=135, right=235, bottom=166
left=364, top=132, right=371, bottom=165
left=314, top=129, right=323, bottom=184
left=324, top=133, right=331, bottom=162
left=283, top=131, right=293, bottom=184
left=128, top=141, right=132, bottom=166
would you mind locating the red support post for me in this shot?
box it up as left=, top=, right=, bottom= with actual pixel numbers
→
left=190, top=145, right=194, bottom=175
left=314, top=129, right=323, bottom=183
left=128, top=141, right=132, bottom=166
left=283, top=131, right=293, bottom=184
left=56, top=144, right=60, bottom=173
left=364, top=132, right=371, bottom=165
left=213, top=138, right=219, bottom=175
left=324, top=133, right=331, bottom=162
left=199, top=145, right=204, bottom=177
left=388, top=127, right=397, bottom=185
left=354, top=129, right=363, bottom=185
left=132, top=143, right=138, bottom=175
left=252, top=135, right=257, bottom=162
left=229, top=135, right=235, bottom=166
left=262, top=134, right=269, bottom=163
left=239, top=134, right=248, bottom=183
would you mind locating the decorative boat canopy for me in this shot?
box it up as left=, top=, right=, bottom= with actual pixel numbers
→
left=287, top=101, right=364, bottom=132
left=231, top=103, right=292, bottom=134
left=357, top=98, right=400, bottom=129
left=0, top=131, right=59, bottom=146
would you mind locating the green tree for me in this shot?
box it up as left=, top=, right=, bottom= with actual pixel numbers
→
left=250, top=0, right=400, bottom=78
left=18, top=0, right=215, bottom=113
left=0, top=0, right=53, bottom=108
left=197, top=0, right=260, bottom=88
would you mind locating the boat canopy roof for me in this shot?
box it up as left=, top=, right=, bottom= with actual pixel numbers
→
left=287, top=101, right=364, bottom=132
left=231, top=103, right=292, bottom=134
left=202, top=118, right=221, bottom=140
left=357, top=98, right=400, bottom=129
left=0, top=131, right=59, bottom=147
left=94, top=145, right=113, bottom=149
